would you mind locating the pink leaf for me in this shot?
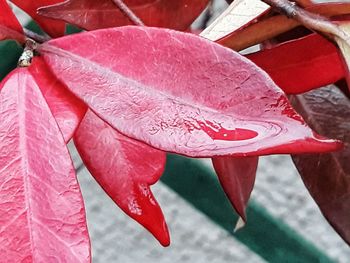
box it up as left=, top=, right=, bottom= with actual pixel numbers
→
left=74, top=110, right=169, bottom=246
left=212, top=156, right=258, bottom=221
left=39, top=26, right=341, bottom=157
left=0, top=0, right=24, bottom=42
left=38, top=0, right=209, bottom=31
left=10, top=0, right=65, bottom=37
left=0, top=69, right=90, bottom=261
left=29, top=57, right=87, bottom=143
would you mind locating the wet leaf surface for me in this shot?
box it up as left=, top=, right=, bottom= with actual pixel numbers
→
left=39, top=26, right=341, bottom=157
left=74, top=110, right=169, bottom=246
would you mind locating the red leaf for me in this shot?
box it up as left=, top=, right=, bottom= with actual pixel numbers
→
left=39, top=27, right=341, bottom=157
left=0, top=69, right=90, bottom=261
left=29, top=57, right=87, bottom=143
left=0, top=0, right=24, bottom=42
left=290, top=86, right=350, bottom=245
left=247, top=34, right=345, bottom=94
left=10, top=0, right=65, bottom=37
left=38, top=0, right=209, bottom=31
left=74, top=110, right=169, bottom=246
left=212, top=156, right=258, bottom=221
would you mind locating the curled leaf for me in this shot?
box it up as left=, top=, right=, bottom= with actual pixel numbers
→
left=74, top=110, right=169, bottom=246
left=0, top=68, right=90, bottom=262
left=39, top=27, right=341, bottom=157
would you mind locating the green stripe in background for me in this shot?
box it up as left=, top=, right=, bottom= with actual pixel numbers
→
left=162, top=155, right=334, bottom=263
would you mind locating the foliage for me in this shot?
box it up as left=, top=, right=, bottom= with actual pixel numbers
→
left=0, top=0, right=349, bottom=261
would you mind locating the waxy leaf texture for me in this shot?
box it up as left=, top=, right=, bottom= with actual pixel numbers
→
left=10, top=0, right=66, bottom=37
left=39, top=26, right=341, bottom=157
left=74, top=110, right=169, bottom=246
left=0, top=69, right=90, bottom=262
left=0, top=0, right=24, bottom=42
left=38, top=0, right=209, bottom=31
left=29, top=57, right=87, bottom=143
left=291, top=86, right=350, bottom=245
left=247, top=34, right=345, bottom=94
left=212, top=156, right=258, bottom=221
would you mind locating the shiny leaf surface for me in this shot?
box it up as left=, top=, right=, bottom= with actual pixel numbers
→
left=74, top=110, right=169, bottom=246
left=247, top=34, right=344, bottom=94
left=291, top=86, right=350, bottom=245
left=0, top=68, right=90, bottom=262
left=29, top=57, right=87, bottom=143
left=212, top=156, right=258, bottom=221
left=39, top=27, right=341, bottom=157
left=10, top=0, right=65, bottom=37
left=0, top=0, right=24, bottom=42
left=38, top=0, right=209, bottom=31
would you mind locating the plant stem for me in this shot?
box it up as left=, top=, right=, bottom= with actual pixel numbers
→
left=18, top=39, right=37, bottom=67
left=111, top=0, right=145, bottom=26
left=262, top=0, right=350, bottom=44
left=23, top=28, right=50, bottom=44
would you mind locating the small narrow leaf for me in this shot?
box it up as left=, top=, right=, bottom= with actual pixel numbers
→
left=29, top=57, right=87, bottom=143
left=10, top=0, right=66, bottom=37
left=0, top=0, right=24, bottom=42
left=74, top=110, right=169, bottom=246
left=39, top=27, right=341, bottom=157
left=0, top=69, right=90, bottom=262
left=247, top=34, right=344, bottom=94
left=38, top=0, right=209, bottom=31
left=290, top=86, right=350, bottom=245
left=212, top=156, right=258, bottom=221
left=200, top=0, right=270, bottom=41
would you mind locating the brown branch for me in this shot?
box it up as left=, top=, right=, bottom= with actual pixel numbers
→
left=262, top=0, right=350, bottom=45
left=23, top=28, right=50, bottom=44
left=111, top=0, right=145, bottom=26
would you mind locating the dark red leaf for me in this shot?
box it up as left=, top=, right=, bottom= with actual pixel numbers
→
left=0, top=0, right=24, bottom=42
left=29, top=57, right=87, bottom=143
left=38, top=0, right=209, bottom=31
left=290, top=86, right=350, bottom=245
left=10, top=0, right=65, bottom=37
left=39, top=27, right=341, bottom=157
left=0, top=68, right=90, bottom=261
left=247, top=34, right=345, bottom=94
left=212, top=156, right=258, bottom=221
left=74, top=110, right=169, bottom=246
